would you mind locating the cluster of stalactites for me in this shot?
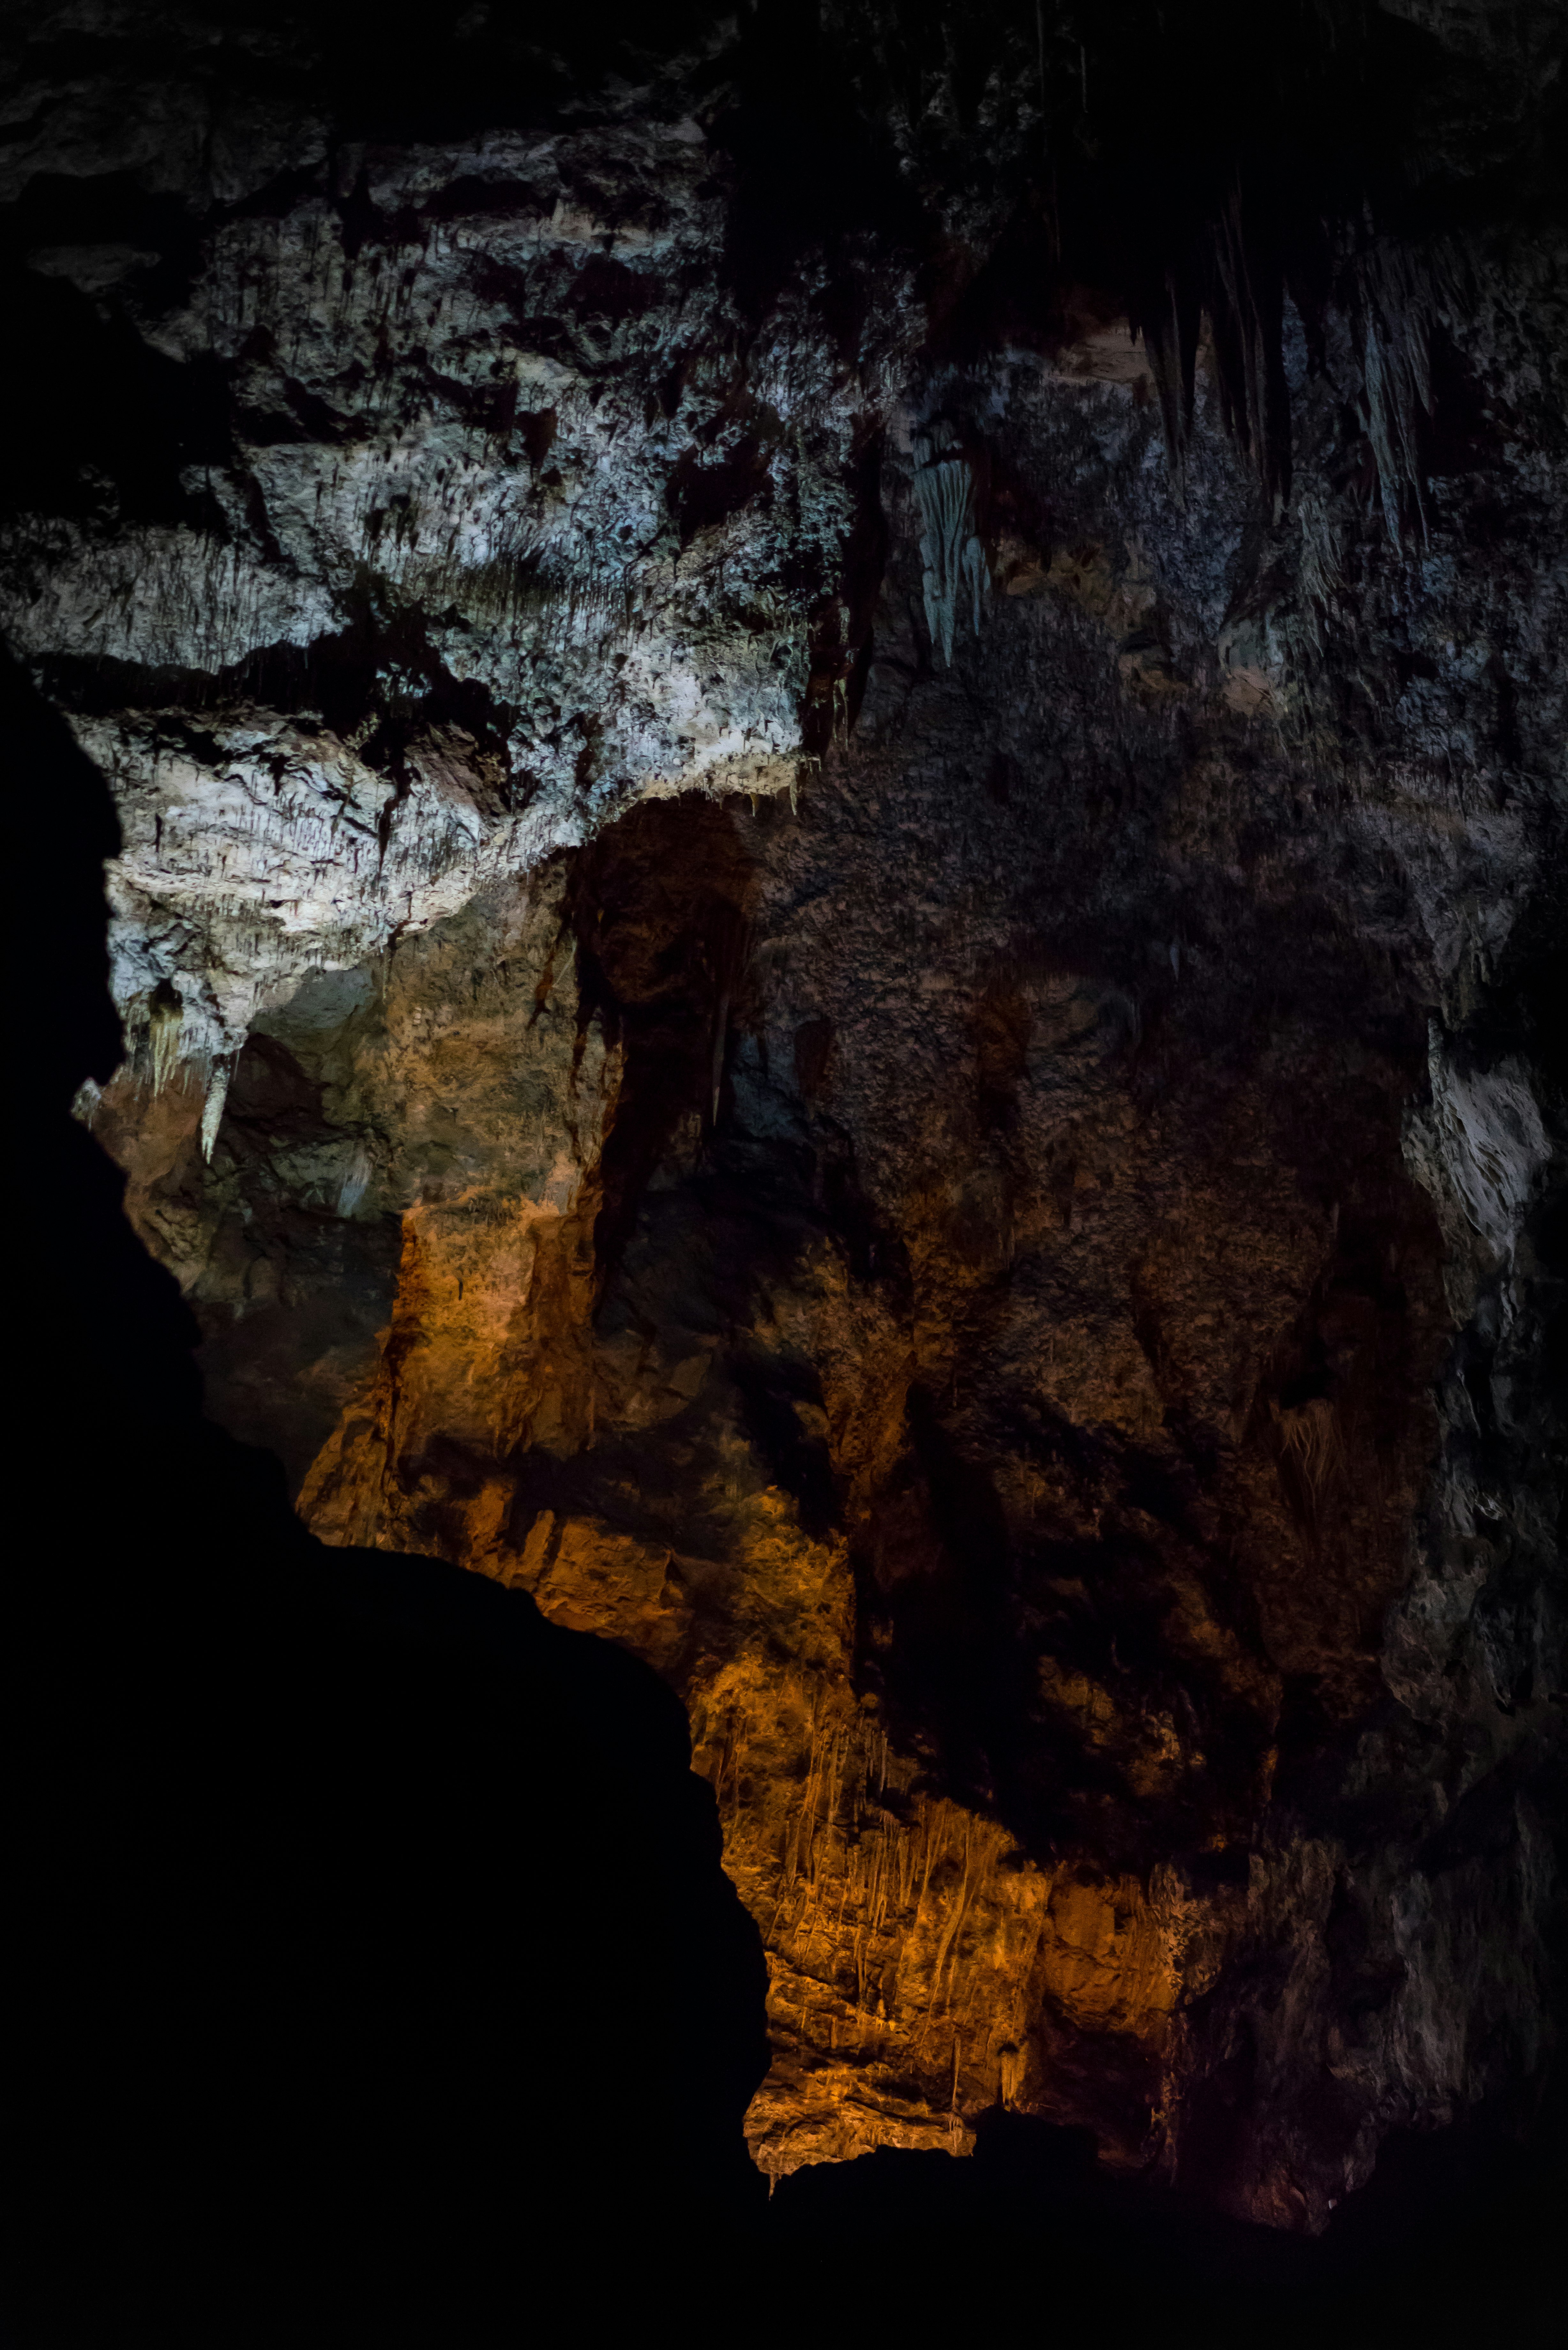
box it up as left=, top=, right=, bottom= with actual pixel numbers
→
left=913, top=425, right=989, bottom=666
left=91, top=979, right=235, bottom=1163
left=1132, top=196, right=1295, bottom=523
left=1135, top=207, right=1450, bottom=557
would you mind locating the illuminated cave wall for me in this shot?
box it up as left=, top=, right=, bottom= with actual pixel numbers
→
left=6, top=2, right=1565, bottom=2229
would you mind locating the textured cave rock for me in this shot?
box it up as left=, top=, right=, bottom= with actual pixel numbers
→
left=5, top=0, right=1566, bottom=2244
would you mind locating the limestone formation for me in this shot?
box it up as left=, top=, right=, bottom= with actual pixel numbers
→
left=4, top=0, right=1564, bottom=2238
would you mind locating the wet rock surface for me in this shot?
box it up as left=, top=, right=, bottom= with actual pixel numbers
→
left=5, top=0, right=1566, bottom=2245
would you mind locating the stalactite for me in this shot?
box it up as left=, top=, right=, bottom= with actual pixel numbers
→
left=200, top=1058, right=231, bottom=1163
left=1352, top=241, right=1462, bottom=553
left=913, top=430, right=988, bottom=665
left=145, top=982, right=183, bottom=1095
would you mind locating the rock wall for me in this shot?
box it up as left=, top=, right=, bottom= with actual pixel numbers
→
left=5, top=1, right=1564, bottom=2230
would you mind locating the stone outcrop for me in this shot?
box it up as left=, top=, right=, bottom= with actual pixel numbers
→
left=5, top=0, right=1564, bottom=2235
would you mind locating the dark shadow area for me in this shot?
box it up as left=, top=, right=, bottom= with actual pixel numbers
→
left=3, top=648, right=770, bottom=2341
left=565, top=792, right=763, bottom=1295
left=767, top=2100, right=1568, bottom=2332
left=186, top=1026, right=405, bottom=1494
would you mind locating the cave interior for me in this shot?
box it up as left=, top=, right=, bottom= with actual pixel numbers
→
left=5, top=0, right=1567, bottom=2333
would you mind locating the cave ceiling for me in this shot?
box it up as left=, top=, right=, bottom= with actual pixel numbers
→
left=4, top=0, right=1565, bottom=2227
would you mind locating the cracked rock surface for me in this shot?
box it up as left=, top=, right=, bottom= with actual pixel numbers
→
left=6, top=0, right=1565, bottom=2231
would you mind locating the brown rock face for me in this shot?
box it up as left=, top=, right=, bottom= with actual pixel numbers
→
left=9, top=0, right=1565, bottom=2242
